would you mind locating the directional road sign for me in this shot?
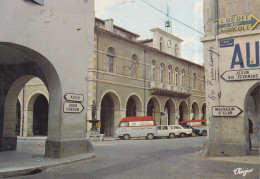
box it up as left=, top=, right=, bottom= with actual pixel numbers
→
left=212, top=106, right=243, bottom=117
left=64, top=102, right=84, bottom=113
left=64, top=93, right=84, bottom=102
left=219, top=14, right=260, bottom=34
left=221, top=68, right=260, bottom=81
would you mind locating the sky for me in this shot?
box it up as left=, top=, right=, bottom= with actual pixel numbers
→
left=94, top=0, right=204, bottom=65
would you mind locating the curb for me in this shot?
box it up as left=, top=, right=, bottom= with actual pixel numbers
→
left=0, top=152, right=96, bottom=178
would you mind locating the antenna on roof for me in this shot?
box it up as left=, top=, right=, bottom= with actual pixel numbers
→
left=165, top=5, right=172, bottom=34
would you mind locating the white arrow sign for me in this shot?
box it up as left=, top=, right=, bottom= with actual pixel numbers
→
left=64, top=93, right=84, bottom=102
left=212, top=106, right=243, bottom=117
left=64, top=102, right=84, bottom=113
left=221, top=68, right=260, bottom=81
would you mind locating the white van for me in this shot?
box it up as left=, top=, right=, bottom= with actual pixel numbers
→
left=116, top=116, right=157, bottom=140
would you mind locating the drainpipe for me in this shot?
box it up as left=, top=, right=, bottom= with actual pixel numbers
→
left=143, top=49, right=147, bottom=116
left=188, top=63, right=191, bottom=121
left=95, top=33, right=99, bottom=109
left=214, top=0, right=218, bottom=37
left=214, top=0, right=221, bottom=106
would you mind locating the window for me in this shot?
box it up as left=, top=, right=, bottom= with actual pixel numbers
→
left=113, top=28, right=119, bottom=34
left=181, top=69, right=185, bottom=87
left=168, top=65, right=172, bottom=85
left=120, top=122, right=128, bottom=127
left=175, top=67, right=179, bottom=86
left=162, top=126, right=168, bottom=130
left=107, top=47, right=114, bottom=72
left=126, top=34, right=132, bottom=40
left=130, top=55, right=137, bottom=77
left=175, top=44, right=178, bottom=56
left=95, top=22, right=100, bottom=28
left=151, top=61, right=156, bottom=81
left=160, top=37, right=163, bottom=51
left=203, top=76, right=205, bottom=91
left=193, top=73, right=196, bottom=89
left=160, top=63, right=165, bottom=83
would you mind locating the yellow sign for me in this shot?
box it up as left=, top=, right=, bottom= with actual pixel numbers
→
left=219, top=14, right=260, bottom=34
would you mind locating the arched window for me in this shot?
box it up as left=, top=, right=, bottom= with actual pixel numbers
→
left=203, top=76, right=205, bottom=91
left=175, top=67, right=179, bottom=86
left=181, top=69, right=185, bottom=87
left=193, top=73, right=196, bottom=89
left=168, top=65, right=172, bottom=85
left=151, top=60, right=156, bottom=81
left=130, top=55, right=137, bottom=77
left=160, top=63, right=165, bottom=83
left=160, top=37, right=163, bottom=51
left=107, top=47, right=114, bottom=73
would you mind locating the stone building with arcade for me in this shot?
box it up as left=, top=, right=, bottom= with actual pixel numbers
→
left=201, top=0, right=259, bottom=157
left=16, top=17, right=206, bottom=137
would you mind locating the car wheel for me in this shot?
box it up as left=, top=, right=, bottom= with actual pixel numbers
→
left=123, top=134, right=130, bottom=140
left=202, top=130, right=207, bottom=136
left=191, top=133, right=196, bottom=137
left=147, top=133, right=154, bottom=140
left=169, top=133, right=175, bottom=139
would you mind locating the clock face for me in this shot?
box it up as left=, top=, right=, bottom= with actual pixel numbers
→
left=167, top=40, right=172, bottom=48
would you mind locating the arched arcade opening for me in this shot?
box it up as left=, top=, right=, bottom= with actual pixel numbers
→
left=147, top=97, right=160, bottom=124
left=179, top=101, right=188, bottom=123
left=191, top=102, right=199, bottom=120
left=15, top=100, right=21, bottom=136
left=100, top=92, right=121, bottom=136
left=32, top=94, right=48, bottom=136
left=0, top=43, right=64, bottom=158
left=126, top=95, right=142, bottom=117
left=202, top=103, right=206, bottom=119
left=164, top=99, right=176, bottom=125
left=245, top=83, right=259, bottom=151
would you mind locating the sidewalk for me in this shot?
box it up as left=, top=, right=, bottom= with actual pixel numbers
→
left=0, top=136, right=119, bottom=178
left=190, top=150, right=260, bottom=165
left=0, top=136, right=111, bottom=178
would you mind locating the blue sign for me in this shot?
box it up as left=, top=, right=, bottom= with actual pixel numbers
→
left=220, top=39, right=234, bottom=48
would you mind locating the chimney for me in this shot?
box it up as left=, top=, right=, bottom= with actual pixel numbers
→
left=105, top=19, right=113, bottom=32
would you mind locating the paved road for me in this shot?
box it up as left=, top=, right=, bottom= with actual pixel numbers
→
left=11, top=137, right=259, bottom=179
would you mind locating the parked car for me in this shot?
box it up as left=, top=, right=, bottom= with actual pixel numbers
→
left=194, top=126, right=207, bottom=136
left=169, top=125, right=192, bottom=137
left=179, top=119, right=207, bottom=136
left=157, top=125, right=182, bottom=139
left=181, top=125, right=200, bottom=136
left=116, top=116, right=157, bottom=140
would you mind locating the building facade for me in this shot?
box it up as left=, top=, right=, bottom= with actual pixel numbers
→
left=0, top=0, right=94, bottom=158
left=201, top=0, right=259, bottom=156
left=16, top=18, right=206, bottom=137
